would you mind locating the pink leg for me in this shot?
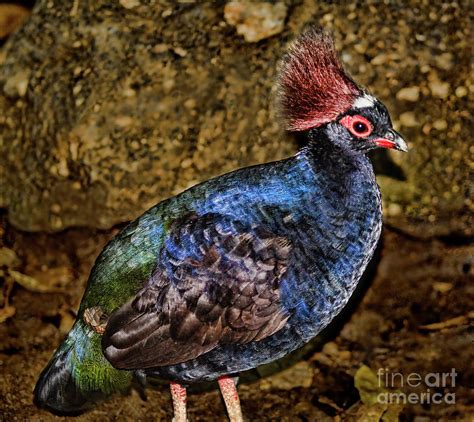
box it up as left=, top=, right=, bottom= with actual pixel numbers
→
left=170, top=382, right=187, bottom=422
left=218, top=376, right=243, bottom=422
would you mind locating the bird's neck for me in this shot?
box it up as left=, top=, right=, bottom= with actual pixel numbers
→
left=287, top=130, right=382, bottom=331
left=301, top=131, right=376, bottom=195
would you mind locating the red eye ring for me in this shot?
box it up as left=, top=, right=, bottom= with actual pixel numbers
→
left=340, top=115, right=373, bottom=138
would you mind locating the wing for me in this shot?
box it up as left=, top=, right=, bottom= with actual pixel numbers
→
left=102, top=213, right=292, bottom=369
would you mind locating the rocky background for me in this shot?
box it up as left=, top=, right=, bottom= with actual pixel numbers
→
left=0, top=1, right=472, bottom=421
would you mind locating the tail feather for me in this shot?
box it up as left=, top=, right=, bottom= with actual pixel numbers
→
left=34, top=321, right=132, bottom=414
left=34, top=344, right=103, bottom=413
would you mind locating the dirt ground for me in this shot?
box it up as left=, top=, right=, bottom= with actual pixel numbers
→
left=1, top=212, right=472, bottom=421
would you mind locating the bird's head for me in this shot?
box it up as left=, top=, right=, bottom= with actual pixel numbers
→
left=278, top=28, right=407, bottom=154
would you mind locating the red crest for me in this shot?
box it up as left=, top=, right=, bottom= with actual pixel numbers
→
left=278, top=28, right=362, bottom=132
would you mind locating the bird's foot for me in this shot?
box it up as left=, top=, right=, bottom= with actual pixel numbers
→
left=170, top=382, right=187, bottom=422
left=218, top=376, right=244, bottom=422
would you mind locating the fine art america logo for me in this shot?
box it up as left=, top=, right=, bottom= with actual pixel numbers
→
left=377, top=368, right=457, bottom=405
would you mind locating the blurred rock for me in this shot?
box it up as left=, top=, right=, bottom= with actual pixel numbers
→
left=0, top=4, right=30, bottom=39
left=432, top=119, right=447, bottom=131
left=429, top=80, right=450, bottom=99
left=399, top=111, right=419, bottom=127
left=455, top=86, right=467, bottom=98
left=0, top=1, right=470, bottom=239
left=27, top=265, right=74, bottom=292
left=396, top=86, right=420, bottom=102
left=119, top=0, right=141, bottom=9
left=259, top=361, right=313, bottom=391
left=0, top=247, right=20, bottom=267
left=370, top=53, right=387, bottom=65
left=3, top=69, right=29, bottom=97
left=434, top=52, right=453, bottom=71
left=224, top=1, right=287, bottom=43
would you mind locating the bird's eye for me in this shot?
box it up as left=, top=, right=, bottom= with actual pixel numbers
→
left=340, top=115, right=373, bottom=138
left=353, top=121, right=368, bottom=134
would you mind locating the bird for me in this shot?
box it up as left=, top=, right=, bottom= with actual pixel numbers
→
left=34, top=27, right=407, bottom=421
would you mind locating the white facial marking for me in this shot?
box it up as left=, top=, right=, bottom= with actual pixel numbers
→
left=353, top=94, right=376, bottom=109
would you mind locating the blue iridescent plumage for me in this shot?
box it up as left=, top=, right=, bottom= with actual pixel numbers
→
left=82, top=140, right=381, bottom=382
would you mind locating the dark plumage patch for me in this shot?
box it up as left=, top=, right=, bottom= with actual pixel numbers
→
left=34, top=344, right=94, bottom=414
left=278, top=27, right=361, bottom=131
left=102, top=213, right=292, bottom=369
